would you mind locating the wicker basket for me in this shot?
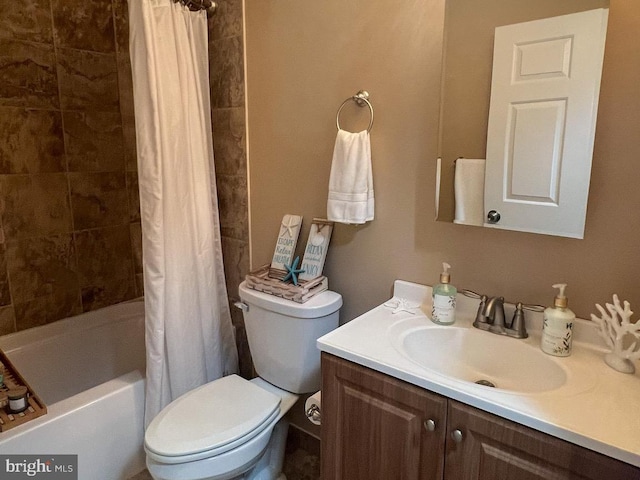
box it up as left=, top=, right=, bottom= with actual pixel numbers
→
left=245, top=265, right=328, bottom=303
left=0, top=349, right=47, bottom=432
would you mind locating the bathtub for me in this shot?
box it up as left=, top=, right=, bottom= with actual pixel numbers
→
left=0, top=300, right=147, bottom=480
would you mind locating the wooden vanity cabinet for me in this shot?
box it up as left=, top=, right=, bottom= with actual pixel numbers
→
left=321, top=353, right=640, bottom=480
left=446, top=400, right=639, bottom=480
left=321, top=352, right=447, bottom=480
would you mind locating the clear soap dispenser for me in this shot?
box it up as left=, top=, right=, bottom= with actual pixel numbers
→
left=541, top=283, right=575, bottom=357
left=431, top=262, right=457, bottom=325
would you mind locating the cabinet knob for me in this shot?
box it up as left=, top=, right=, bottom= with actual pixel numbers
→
left=451, top=429, right=464, bottom=443
left=487, top=210, right=501, bottom=223
left=424, top=419, right=436, bottom=432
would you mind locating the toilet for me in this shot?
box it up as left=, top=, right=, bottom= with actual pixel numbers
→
left=145, top=280, right=342, bottom=480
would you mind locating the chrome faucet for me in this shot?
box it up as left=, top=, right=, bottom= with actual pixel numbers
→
left=464, top=290, right=540, bottom=339
left=485, top=296, right=507, bottom=335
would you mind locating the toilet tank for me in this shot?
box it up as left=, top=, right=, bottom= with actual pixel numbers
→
left=238, top=281, right=342, bottom=394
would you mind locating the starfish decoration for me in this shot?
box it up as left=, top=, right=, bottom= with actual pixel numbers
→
left=280, top=215, right=300, bottom=237
left=282, top=256, right=305, bottom=286
left=383, top=297, right=419, bottom=314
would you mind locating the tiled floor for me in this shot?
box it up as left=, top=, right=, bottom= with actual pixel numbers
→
left=128, top=427, right=320, bottom=480
left=282, top=427, right=321, bottom=480
left=127, top=470, right=153, bottom=480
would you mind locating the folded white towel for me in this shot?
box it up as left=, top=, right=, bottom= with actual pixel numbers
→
left=327, top=129, right=374, bottom=224
left=454, top=158, right=485, bottom=226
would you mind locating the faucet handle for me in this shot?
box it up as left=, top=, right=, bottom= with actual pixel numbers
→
left=522, top=304, right=545, bottom=313
left=462, top=289, right=482, bottom=299
left=469, top=293, right=490, bottom=328
left=461, top=290, right=490, bottom=327
left=508, top=303, right=543, bottom=339
left=510, top=303, right=527, bottom=338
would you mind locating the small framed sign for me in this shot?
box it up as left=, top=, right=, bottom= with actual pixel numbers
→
left=299, top=219, right=334, bottom=281
left=269, top=214, right=303, bottom=279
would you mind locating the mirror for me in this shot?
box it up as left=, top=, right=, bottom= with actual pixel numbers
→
left=436, top=0, right=610, bottom=238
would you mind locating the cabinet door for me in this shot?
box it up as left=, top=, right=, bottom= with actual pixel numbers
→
left=445, top=400, right=640, bottom=480
left=321, top=353, right=447, bottom=480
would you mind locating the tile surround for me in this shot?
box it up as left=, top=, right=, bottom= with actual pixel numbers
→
left=212, top=107, right=247, bottom=176
left=0, top=0, right=53, bottom=44
left=0, top=108, right=65, bottom=174
left=112, top=0, right=130, bottom=56
left=0, top=174, right=74, bottom=239
left=0, top=0, right=139, bottom=332
left=0, top=306, right=16, bottom=336
left=129, top=222, right=143, bottom=296
left=127, top=172, right=141, bottom=222
left=217, top=174, right=249, bottom=240
left=206, top=1, right=251, bottom=380
left=63, top=111, right=125, bottom=172
left=69, top=172, right=129, bottom=230
left=0, top=39, right=58, bottom=108
left=209, top=35, right=245, bottom=108
left=221, top=236, right=250, bottom=303
left=208, top=0, right=243, bottom=41
left=51, top=0, right=115, bottom=53
left=5, top=234, right=78, bottom=305
left=56, top=48, right=119, bottom=112
left=75, top=225, right=136, bottom=311
left=6, top=234, right=83, bottom=329
left=0, top=245, right=9, bottom=307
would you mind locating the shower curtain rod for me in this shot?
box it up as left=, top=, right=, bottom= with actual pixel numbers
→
left=173, top=0, right=217, bottom=14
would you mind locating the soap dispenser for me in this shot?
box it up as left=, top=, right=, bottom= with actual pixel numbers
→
left=541, top=283, right=575, bottom=357
left=431, top=262, right=457, bottom=325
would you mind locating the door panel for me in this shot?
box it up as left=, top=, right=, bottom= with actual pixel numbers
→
left=484, top=8, right=608, bottom=238
left=321, top=353, right=447, bottom=480
left=444, top=400, right=640, bottom=480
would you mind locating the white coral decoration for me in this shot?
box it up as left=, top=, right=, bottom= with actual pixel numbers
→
left=590, top=295, right=640, bottom=374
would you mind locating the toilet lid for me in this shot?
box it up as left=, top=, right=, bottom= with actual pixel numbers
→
left=145, top=375, right=281, bottom=458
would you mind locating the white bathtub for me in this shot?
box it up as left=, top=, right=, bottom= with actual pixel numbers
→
left=0, top=300, right=147, bottom=480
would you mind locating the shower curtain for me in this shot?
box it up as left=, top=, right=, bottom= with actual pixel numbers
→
left=128, top=0, right=238, bottom=426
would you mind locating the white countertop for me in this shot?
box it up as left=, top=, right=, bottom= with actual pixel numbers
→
left=317, top=280, right=640, bottom=468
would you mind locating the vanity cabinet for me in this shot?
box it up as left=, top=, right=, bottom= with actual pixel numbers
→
left=321, top=353, right=640, bottom=480
left=321, top=352, right=447, bottom=480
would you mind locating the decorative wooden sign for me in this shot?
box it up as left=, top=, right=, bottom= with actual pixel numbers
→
left=269, top=214, right=303, bottom=279
left=299, top=219, right=334, bottom=281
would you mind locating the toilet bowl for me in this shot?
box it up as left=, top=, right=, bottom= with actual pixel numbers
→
left=145, top=282, right=342, bottom=480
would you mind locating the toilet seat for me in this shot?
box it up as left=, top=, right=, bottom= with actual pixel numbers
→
left=145, top=375, right=281, bottom=463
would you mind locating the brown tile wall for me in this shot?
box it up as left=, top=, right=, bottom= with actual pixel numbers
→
left=0, top=0, right=140, bottom=334
left=0, top=0, right=251, bottom=380
left=208, top=0, right=252, bottom=379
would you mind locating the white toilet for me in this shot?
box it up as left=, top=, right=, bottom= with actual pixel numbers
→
left=145, top=280, right=342, bottom=480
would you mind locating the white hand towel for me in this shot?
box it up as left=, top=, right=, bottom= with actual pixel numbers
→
left=327, top=129, right=374, bottom=224
left=454, top=158, right=485, bottom=226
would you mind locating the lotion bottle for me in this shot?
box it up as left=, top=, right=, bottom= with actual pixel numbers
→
left=431, top=262, right=457, bottom=325
left=541, top=283, right=575, bottom=357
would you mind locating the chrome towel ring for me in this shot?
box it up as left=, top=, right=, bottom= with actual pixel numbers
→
left=336, top=90, right=374, bottom=133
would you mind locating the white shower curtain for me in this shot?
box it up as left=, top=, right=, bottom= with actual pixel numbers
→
left=128, top=0, right=238, bottom=426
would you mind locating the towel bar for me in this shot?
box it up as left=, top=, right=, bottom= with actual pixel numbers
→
left=336, top=90, right=374, bottom=133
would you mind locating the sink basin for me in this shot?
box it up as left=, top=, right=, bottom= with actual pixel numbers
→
left=390, top=322, right=568, bottom=394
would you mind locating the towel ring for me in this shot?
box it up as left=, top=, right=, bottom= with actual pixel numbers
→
left=336, top=90, right=374, bottom=133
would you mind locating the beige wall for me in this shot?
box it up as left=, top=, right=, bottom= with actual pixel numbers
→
left=245, top=0, right=640, bottom=323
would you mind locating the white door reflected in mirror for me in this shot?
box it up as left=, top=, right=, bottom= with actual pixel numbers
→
left=483, top=8, right=608, bottom=238
left=436, top=1, right=611, bottom=238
